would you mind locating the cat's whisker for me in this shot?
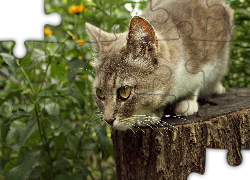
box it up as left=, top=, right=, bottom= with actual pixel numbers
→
left=169, top=124, right=178, bottom=131
left=150, top=126, right=164, bottom=135
left=155, top=128, right=165, bottom=137
left=148, top=122, right=166, bottom=136
left=148, top=125, right=154, bottom=130
left=137, top=127, right=145, bottom=133
left=158, top=130, right=165, bottom=136
left=161, top=120, right=178, bottom=131
left=162, top=127, right=169, bottom=133
left=157, top=125, right=171, bottom=135
left=161, top=125, right=174, bottom=133
left=164, top=115, right=171, bottom=118
left=129, top=127, right=136, bottom=134
left=85, top=69, right=96, bottom=76
left=168, top=129, right=174, bottom=133
left=96, top=114, right=103, bottom=118
left=95, top=115, right=103, bottom=121
left=157, top=121, right=164, bottom=126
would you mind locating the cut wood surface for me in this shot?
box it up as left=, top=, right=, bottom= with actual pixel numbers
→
left=111, top=88, right=250, bottom=180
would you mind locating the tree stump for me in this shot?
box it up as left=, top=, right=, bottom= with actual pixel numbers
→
left=111, top=88, right=250, bottom=180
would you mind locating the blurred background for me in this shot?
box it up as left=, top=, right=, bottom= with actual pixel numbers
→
left=0, top=0, right=249, bottom=179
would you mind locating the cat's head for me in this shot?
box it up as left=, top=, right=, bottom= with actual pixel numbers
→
left=85, top=16, right=169, bottom=130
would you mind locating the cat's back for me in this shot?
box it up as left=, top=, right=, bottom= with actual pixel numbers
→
left=141, top=0, right=233, bottom=40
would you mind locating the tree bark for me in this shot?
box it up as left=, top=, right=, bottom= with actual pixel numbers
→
left=111, top=88, right=250, bottom=180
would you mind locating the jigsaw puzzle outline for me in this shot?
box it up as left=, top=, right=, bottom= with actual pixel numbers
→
left=0, top=0, right=249, bottom=179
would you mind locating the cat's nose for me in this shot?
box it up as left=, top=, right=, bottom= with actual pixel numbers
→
left=105, top=118, right=115, bottom=126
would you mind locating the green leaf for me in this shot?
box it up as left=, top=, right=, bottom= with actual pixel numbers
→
left=2, top=41, right=14, bottom=50
left=1, top=113, right=34, bottom=142
left=51, top=59, right=67, bottom=78
left=12, top=104, right=34, bottom=115
left=31, top=49, right=46, bottom=63
left=53, top=132, right=66, bottom=150
left=95, top=123, right=110, bottom=159
left=37, top=90, right=54, bottom=97
left=0, top=58, right=4, bottom=64
left=67, top=59, right=86, bottom=82
left=1, top=118, right=13, bottom=142
left=9, top=148, right=45, bottom=180
left=0, top=90, right=23, bottom=107
left=66, top=132, right=81, bottom=153
left=53, top=159, right=71, bottom=173
left=73, top=161, right=94, bottom=179
left=55, top=173, right=86, bottom=180
left=63, top=84, right=85, bottom=108
left=25, top=130, right=42, bottom=147
left=19, top=55, right=31, bottom=68
left=18, top=120, right=38, bottom=147
left=5, top=90, right=22, bottom=98
left=0, top=53, right=17, bottom=67
left=46, top=115, right=62, bottom=129
left=60, top=121, right=71, bottom=136
left=55, top=174, right=71, bottom=180
left=83, top=143, right=96, bottom=158
left=0, top=168, right=9, bottom=180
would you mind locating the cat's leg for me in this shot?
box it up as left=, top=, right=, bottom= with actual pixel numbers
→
left=175, top=88, right=199, bottom=116
left=212, top=82, right=226, bottom=95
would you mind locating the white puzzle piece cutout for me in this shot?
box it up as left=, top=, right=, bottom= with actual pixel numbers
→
left=189, top=149, right=250, bottom=180
left=0, top=0, right=61, bottom=58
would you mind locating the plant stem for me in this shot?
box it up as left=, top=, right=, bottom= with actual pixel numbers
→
left=35, top=104, right=53, bottom=178
left=39, top=38, right=68, bottom=92
left=34, top=105, right=46, bottom=146
left=72, top=133, right=84, bottom=173
left=20, top=67, right=36, bottom=94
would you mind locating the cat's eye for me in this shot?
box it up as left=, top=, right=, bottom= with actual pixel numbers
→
left=96, top=88, right=105, bottom=100
left=117, top=86, right=131, bottom=100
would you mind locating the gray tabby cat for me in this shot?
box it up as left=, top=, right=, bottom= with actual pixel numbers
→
left=85, top=0, right=233, bottom=130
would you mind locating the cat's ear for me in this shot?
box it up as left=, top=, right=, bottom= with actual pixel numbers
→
left=127, top=16, right=158, bottom=57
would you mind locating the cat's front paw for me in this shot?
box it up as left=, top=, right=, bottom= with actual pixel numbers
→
left=175, top=100, right=198, bottom=116
left=213, top=83, right=226, bottom=95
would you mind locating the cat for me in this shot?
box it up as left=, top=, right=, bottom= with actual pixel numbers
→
left=85, top=0, right=233, bottom=131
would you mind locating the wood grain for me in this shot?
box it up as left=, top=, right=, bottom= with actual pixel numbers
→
left=111, top=88, right=250, bottom=180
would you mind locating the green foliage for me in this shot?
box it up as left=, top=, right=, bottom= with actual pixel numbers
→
left=0, top=0, right=137, bottom=179
left=0, top=0, right=249, bottom=180
left=224, top=0, right=250, bottom=87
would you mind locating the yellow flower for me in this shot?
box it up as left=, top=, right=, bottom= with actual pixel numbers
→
left=68, top=4, right=87, bottom=14
left=65, top=66, right=69, bottom=70
left=78, top=56, right=83, bottom=60
left=84, top=74, right=88, bottom=79
left=77, top=39, right=86, bottom=46
left=44, top=28, right=52, bottom=35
